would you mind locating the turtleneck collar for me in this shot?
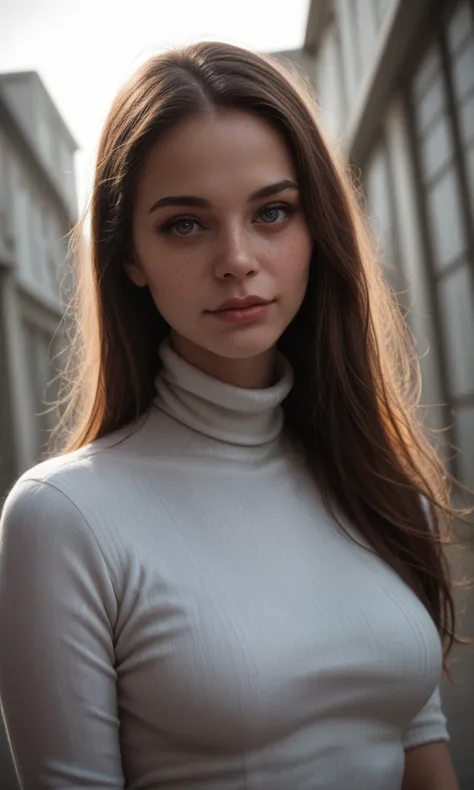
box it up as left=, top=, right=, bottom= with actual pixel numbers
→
left=154, top=340, right=293, bottom=447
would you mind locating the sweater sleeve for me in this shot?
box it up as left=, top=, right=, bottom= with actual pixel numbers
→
left=401, top=498, right=450, bottom=749
left=0, top=477, right=124, bottom=789
left=402, top=686, right=449, bottom=750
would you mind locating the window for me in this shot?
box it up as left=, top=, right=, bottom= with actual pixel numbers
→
left=416, top=75, right=446, bottom=132
left=425, top=168, right=467, bottom=270
left=0, top=278, right=17, bottom=493
left=371, top=0, right=392, bottom=30
left=364, top=141, right=406, bottom=298
left=456, top=405, right=474, bottom=488
left=58, top=137, right=76, bottom=202
left=37, top=110, right=56, bottom=172
left=420, top=115, right=453, bottom=182
left=355, top=0, right=378, bottom=75
left=31, top=202, right=47, bottom=289
left=410, top=0, right=474, bottom=486
left=12, top=169, right=34, bottom=281
left=447, top=0, right=473, bottom=53
left=447, top=2, right=474, bottom=213
left=23, top=322, right=60, bottom=457
left=437, top=264, right=474, bottom=398
left=26, top=200, right=57, bottom=298
left=335, top=0, right=380, bottom=97
left=467, top=144, right=474, bottom=209
left=315, top=20, right=346, bottom=141
left=49, top=214, right=69, bottom=290
left=0, top=132, right=11, bottom=255
left=40, top=208, right=62, bottom=295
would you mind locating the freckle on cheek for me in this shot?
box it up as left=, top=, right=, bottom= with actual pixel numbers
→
left=293, top=261, right=306, bottom=271
left=172, top=263, right=186, bottom=285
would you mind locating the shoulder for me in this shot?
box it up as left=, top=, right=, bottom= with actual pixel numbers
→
left=2, top=447, right=90, bottom=527
left=0, top=472, right=115, bottom=606
left=0, top=426, right=134, bottom=566
left=4, top=411, right=157, bottom=512
left=0, top=410, right=166, bottom=559
left=0, top=462, right=120, bottom=648
left=0, top=445, right=127, bottom=603
left=1, top=454, right=100, bottom=563
left=1, top=446, right=102, bottom=531
left=0, top=408, right=180, bottom=572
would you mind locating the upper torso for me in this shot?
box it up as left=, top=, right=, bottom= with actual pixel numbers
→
left=0, top=346, right=447, bottom=789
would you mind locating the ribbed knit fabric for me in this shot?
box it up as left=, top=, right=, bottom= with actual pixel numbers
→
left=0, top=341, right=448, bottom=790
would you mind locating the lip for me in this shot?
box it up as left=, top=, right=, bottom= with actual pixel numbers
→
left=208, top=303, right=271, bottom=324
left=208, top=295, right=272, bottom=313
left=205, top=296, right=273, bottom=325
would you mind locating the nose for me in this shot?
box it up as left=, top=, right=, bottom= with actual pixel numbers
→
left=213, top=226, right=258, bottom=282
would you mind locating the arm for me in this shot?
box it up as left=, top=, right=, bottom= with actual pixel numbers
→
left=401, top=685, right=458, bottom=790
left=0, top=478, right=124, bottom=788
left=402, top=741, right=459, bottom=790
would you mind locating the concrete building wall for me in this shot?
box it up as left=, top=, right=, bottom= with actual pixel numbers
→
left=0, top=77, right=77, bottom=785
left=0, top=72, right=76, bottom=486
left=0, top=72, right=77, bottom=219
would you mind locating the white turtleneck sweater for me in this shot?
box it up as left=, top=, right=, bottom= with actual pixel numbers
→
left=0, top=343, right=448, bottom=790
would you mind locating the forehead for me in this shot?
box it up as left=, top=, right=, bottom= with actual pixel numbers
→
left=135, top=110, right=296, bottom=207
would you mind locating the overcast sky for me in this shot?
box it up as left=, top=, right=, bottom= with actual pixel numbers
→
left=0, top=0, right=310, bottom=212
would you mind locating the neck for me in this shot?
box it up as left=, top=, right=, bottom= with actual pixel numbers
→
left=170, top=333, right=276, bottom=389
left=154, top=339, right=293, bottom=453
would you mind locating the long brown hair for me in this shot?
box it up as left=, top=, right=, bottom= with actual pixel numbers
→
left=58, top=42, right=469, bottom=662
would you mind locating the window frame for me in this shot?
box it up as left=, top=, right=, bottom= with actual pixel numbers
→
left=404, top=0, right=474, bottom=480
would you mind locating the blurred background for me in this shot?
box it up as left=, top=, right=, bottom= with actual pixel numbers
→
left=0, top=0, right=473, bottom=787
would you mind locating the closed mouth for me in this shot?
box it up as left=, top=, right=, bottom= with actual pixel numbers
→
left=208, top=298, right=273, bottom=313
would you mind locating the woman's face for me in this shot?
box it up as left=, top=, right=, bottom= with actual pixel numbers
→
left=130, top=109, right=312, bottom=381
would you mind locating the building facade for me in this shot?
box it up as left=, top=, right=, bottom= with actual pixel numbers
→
left=0, top=72, right=77, bottom=787
left=0, top=71, right=77, bottom=496
left=299, top=0, right=474, bottom=489
left=277, top=0, right=473, bottom=785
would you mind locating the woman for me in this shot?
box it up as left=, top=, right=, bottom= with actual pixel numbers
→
left=0, top=42, right=462, bottom=789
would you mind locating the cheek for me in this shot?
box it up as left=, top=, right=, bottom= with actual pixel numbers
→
left=145, top=254, right=191, bottom=298
left=279, top=233, right=312, bottom=288
left=141, top=259, right=195, bottom=327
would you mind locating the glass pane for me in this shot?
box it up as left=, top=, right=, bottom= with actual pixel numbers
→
left=448, top=1, right=474, bottom=55
left=467, top=143, right=474, bottom=209
left=413, top=46, right=442, bottom=98
left=364, top=145, right=394, bottom=265
left=23, top=322, right=57, bottom=457
left=415, top=75, right=446, bottom=133
left=356, top=0, right=377, bottom=73
left=438, top=264, right=474, bottom=397
left=459, top=90, right=474, bottom=145
left=420, top=115, right=453, bottom=182
left=14, top=181, right=34, bottom=281
left=316, top=23, right=346, bottom=140
left=371, top=0, right=391, bottom=29
left=452, top=37, right=474, bottom=101
left=426, top=168, right=467, bottom=270
left=0, top=136, right=7, bottom=252
left=456, top=405, right=474, bottom=489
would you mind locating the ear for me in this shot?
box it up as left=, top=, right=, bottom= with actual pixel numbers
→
left=124, top=256, right=148, bottom=288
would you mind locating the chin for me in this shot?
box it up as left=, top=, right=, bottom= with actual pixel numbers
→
left=209, top=329, right=280, bottom=360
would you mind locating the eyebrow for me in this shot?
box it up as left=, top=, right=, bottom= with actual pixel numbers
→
left=147, top=179, right=299, bottom=214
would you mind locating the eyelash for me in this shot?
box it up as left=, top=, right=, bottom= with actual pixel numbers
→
left=158, top=202, right=298, bottom=237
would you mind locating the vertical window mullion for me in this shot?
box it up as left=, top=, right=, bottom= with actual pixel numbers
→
left=405, top=74, right=460, bottom=478
left=440, top=20, right=474, bottom=281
